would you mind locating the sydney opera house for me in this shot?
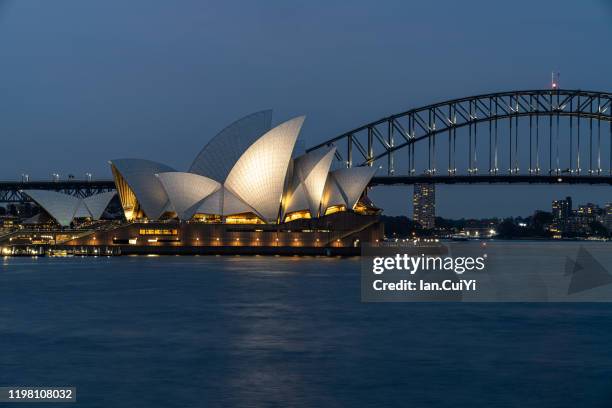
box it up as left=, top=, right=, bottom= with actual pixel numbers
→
left=22, top=111, right=382, bottom=254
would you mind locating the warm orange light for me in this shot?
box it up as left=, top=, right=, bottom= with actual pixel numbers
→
left=192, top=213, right=222, bottom=223
left=324, top=205, right=346, bottom=216
left=225, top=212, right=265, bottom=224
left=284, top=210, right=311, bottom=222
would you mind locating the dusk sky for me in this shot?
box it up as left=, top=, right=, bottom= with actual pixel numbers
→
left=0, top=0, right=610, bottom=218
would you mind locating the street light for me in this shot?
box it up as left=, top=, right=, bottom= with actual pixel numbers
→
left=85, top=172, right=92, bottom=182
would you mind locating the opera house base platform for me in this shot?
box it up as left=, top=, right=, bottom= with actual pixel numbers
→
left=11, top=212, right=382, bottom=257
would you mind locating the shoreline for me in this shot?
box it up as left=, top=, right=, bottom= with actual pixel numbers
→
left=2, top=244, right=362, bottom=257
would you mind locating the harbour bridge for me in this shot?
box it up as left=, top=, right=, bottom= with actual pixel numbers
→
left=308, top=89, right=612, bottom=185
left=0, top=180, right=115, bottom=204
left=1, top=89, right=611, bottom=204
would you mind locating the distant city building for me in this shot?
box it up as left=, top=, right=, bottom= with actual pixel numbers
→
left=574, top=203, right=601, bottom=232
left=550, top=196, right=572, bottom=236
left=552, top=196, right=572, bottom=222
left=413, top=183, right=435, bottom=229
left=549, top=197, right=608, bottom=238
left=576, top=203, right=599, bottom=217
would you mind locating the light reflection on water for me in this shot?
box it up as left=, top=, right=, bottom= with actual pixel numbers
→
left=0, top=244, right=611, bottom=407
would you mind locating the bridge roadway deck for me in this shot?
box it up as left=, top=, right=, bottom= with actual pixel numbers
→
left=1, top=175, right=611, bottom=194
left=0, top=180, right=116, bottom=189
left=370, top=175, right=612, bottom=185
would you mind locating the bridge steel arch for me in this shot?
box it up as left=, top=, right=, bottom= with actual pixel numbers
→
left=307, top=89, right=612, bottom=183
left=0, top=180, right=116, bottom=204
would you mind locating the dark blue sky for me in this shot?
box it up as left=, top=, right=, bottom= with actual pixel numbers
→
left=0, top=0, right=610, bottom=217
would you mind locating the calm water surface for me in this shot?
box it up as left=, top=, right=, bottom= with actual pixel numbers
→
left=1, top=243, right=612, bottom=407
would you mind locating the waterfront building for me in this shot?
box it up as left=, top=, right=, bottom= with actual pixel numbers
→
left=53, top=111, right=383, bottom=252
left=413, top=183, right=435, bottom=229
left=107, top=113, right=377, bottom=224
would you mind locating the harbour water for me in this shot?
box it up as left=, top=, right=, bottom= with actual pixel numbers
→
left=1, top=242, right=612, bottom=407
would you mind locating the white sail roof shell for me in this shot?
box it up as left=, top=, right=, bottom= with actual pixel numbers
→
left=156, top=172, right=221, bottom=220
left=224, top=116, right=305, bottom=222
left=222, top=188, right=257, bottom=215
left=285, top=183, right=310, bottom=215
left=74, top=201, right=92, bottom=218
left=331, top=166, right=377, bottom=209
left=320, top=176, right=347, bottom=211
left=193, top=187, right=258, bottom=216
left=189, top=110, right=273, bottom=182
left=83, top=191, right=117, bottom=220
left=110, top=159, right=175, bottom=220
left=286, top=146, right=336, bottom=217
left=22, top=190, right=82, bottom=226
left=194, top=188, right=223, bottom=215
